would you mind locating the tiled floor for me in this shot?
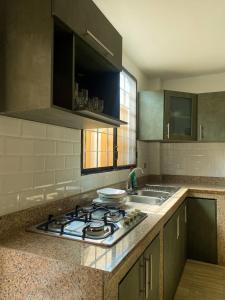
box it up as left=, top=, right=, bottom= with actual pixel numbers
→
left=175, top=260, right=225, bottom=300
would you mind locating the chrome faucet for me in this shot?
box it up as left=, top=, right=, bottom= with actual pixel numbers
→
left=126, top=167, right=144, bottom=194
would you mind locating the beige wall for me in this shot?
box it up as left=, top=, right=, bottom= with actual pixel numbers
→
left=0, top=55, right=150, bottom=217
left=122, top=52, right=150, bottom=90
left=162, top=72, right=225, bottom=94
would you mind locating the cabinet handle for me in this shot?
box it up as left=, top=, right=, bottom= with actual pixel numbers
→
left=139, top=261, right=144, bottom=295
left=185, top=205, right=187, bottom=223
left=85, top=29, right=114, bottom=57
left=177, top=215, right=180, bottom=240
left=150, top=254, right=153, bottom=291
left=199, top=124, right=204, bottom=140
left=167, top=123, right=170, bottom=139
left=145, top=258, right=150, bottom=299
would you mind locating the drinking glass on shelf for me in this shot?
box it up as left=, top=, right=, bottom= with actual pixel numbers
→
left=81, top=89, right=89, bottom=109
left=73, top=87, right=89, bottom=110
left=88, top=98, right=94, bottom=111
left=92, top=97, right=99, bottom=112
left=97, top=99, right=104, bottom=113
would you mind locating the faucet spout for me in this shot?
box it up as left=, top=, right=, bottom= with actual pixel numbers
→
left=126, top=167, right=144, bottom=193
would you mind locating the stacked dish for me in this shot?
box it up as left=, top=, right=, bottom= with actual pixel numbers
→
left=93, top=188, right=127, bottom=207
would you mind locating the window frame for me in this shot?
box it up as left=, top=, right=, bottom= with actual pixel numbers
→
left=81, top=68, right=137, bottom=175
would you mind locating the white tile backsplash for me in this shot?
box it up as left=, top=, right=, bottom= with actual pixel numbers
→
left=21, top=157, right=45, bottom=172
left=56, top=141, right=74, bottom=155
left=1, top=173, right=33, bottom=193
left=22, top=122, right=47, bottom=138
left=55, top=169, right=74, bottom=184
left=0, top=116, right=21, bottom=136
left=5, top=137, right=34, bottom=155
left=34, top=140, right=55, bottom=155
left=46, top=125, right=80, bottom=142
left=160, top=143, right=225, bottom=177
left=0, top=137, right=4, bottom=154
left=33, top=171, right=55, bottom=188
left=65, top=155, right=80, bottom=169
left=0, top=116, right=152, bottom=217
left=0, top=156, right=21, bottom=174
left=45, top=156, right=65, bottom=171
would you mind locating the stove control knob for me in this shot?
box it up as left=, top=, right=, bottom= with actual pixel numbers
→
left=124, top=217, right=130, bottom=225
left=130, top=211, right=137, bottom=219
left=128, top=214, right=134, bottom=222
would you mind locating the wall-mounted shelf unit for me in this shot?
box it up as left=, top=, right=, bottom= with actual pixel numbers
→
left=0, top=0, right=123, bottom=129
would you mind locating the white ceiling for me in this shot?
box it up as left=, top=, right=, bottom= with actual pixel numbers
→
left=93, top=0, right=225, bottom=79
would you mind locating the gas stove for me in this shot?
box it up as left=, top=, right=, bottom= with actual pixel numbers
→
left=29, top=204, right=147, bottom=246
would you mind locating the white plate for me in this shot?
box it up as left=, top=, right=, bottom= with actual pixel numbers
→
left=97, top=188, right=127, bottom=199
left=92, top=197, right=127, bottom=207
left=99, top=194, right=126, bottom=201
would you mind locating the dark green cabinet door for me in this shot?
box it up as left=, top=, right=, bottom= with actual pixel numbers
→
left=164, top=209, right=180, bottom=300
left=138, top=91, right=164, bottom=141
left=187, top=197, right=217, bottom=264
left=164, top=203, right=187, bottom=300
left=52, top=0, right=122, bottom=70
left=178, top=201, right=187, bottom=278
left=144, top=235, right=160, bottom=300
left=198, top=92, right=225, bottom=141
left=119, top=256, right=144, bottom=300
left=164, top=90, right=197, bottom=140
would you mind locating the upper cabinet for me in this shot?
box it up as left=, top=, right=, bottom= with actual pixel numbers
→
left=52, top=0, right=122, bottom=70
left=138, top=90, right=197, bottom=141
left=0, top=0, right=123, bottom=129
left=198, top=92, right=225, bottom=141
left=139, top=89, right=225, bottom=143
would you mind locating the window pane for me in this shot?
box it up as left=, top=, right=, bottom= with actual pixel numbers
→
left=83, top=128, right=113, bottom=169
left=117, top=71, right=137, bottom=166
left=83, top=151, right=97, bottom=169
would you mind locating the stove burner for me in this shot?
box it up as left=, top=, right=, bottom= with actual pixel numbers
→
left=82, top=206, right=94, bottom=213
left=88, top=221, right=105, bottom=231
left=54, top=217, right=70, bottom=226
left=109, top=209, right=118, bottom=217
left=84, top=221, right=113, bottom=238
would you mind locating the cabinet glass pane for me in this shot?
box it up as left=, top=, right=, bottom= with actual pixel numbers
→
left=170, top=97, right=192, bottom=137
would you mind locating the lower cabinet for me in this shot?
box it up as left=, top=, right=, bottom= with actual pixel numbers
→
left=119, top=235, right=160, bottom=300
left=164, top=201, right=187, bottom=300
left=187, top=197, right=217, bottom=264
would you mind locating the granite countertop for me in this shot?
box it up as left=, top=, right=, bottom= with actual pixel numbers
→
left=1, top=183, right=225, bottom=275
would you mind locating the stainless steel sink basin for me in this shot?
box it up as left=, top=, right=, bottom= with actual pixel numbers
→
left=128, top=195, right=165, bottom=205
left=145, top=184, right=179, bottom=193
left=137, top=190, right=170, bottom=198
left=127, top=185, right=180, bottom=206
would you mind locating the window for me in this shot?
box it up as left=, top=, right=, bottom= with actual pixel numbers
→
left=82, top=69, right=137, bottom=174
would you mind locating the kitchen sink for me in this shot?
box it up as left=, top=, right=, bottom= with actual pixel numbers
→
left=127, top=185, right=180, bottom=206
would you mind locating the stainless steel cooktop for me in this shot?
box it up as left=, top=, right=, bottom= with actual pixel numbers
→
left=29, top=204, right=147, bottom=247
